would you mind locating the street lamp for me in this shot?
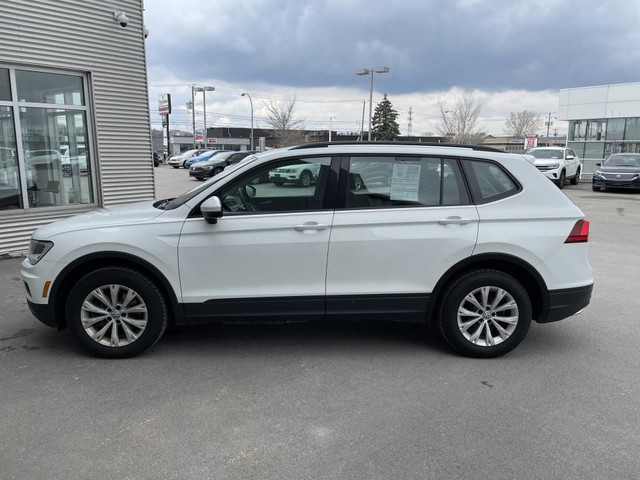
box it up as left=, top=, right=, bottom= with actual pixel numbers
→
left=329, top=116, right=336, bottom=142
left=241, top=93, right=254, bottom=151
left=193, top=86, right=215, bottom=148
left=355, top=66, right=390, bottom=141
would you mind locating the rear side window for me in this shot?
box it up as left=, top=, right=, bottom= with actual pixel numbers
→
left=462, top=160, right=520, bottom=204
left=345, top=156, right=469, bottom=209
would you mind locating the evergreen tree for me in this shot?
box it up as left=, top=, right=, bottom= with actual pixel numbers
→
left=371, top=94, right=400, bottom=141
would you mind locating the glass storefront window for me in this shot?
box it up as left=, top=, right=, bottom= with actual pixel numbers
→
left=0, top=68, right=11, bottom=101
left=604, top=142, right=624, bottom=158
left=586, top=120, right=606, bottom=141
left=0, top=106, right=22, bottom=210
left=606, top=118, right=625, bottom=140
left=624, top=118, right=640, bottom=141
left=584, top=142, right=605, bottom=159
left=15, top=70, right=84, bottom=106
left=20, top=108, right=93, bottom=207
left=567, top=142, right=585, bottom=158
left=570, top=120, right=587, bottom=141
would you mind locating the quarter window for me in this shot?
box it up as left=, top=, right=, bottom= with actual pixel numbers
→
left=462, top=160, right=519, bottom=204
left=345, top=156, right=469, bottom=209
left=217, top=157, right=332, bottom=214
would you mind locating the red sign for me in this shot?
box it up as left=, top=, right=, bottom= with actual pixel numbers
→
left=208, top=138, right=217, bottom=144
left=195, top=134, right=203, bottom=142
left=158, top=94, right=171, bottom=115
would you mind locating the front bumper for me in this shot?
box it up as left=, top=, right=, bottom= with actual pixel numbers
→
left=592, top=177, right=640, bottom=189
left=27, top=299, right=57, bottom=327
left=537, top=283, right=593, bottom=323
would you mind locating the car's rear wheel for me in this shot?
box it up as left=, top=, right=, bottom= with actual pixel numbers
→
left=172, top=166, right=179, bottom=169
left=183, top=160, right=188, bottom=168
left=592, top=185, right=601, bottom=191
left=273, top=181, right=284, bottom=186
left=66, top=267, right=168, bottom=358
left=570, top=168, right=580, bottom=185
left=438, top=269, right=532, bottom=358
left=557, top=170, right=565, bottom=189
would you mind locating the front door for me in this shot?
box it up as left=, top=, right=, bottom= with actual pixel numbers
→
left=178, top=156, right=336, bottom=321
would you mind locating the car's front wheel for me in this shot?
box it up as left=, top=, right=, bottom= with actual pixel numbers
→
left=592, top=185, right=601, bottom=191
left=66, top=267, right=168, bottom=358
left=438, top=269, right=532, bottom=358
left=298, top=170, right=313, bottom=187
left=557, top=170, right=565, bottom=189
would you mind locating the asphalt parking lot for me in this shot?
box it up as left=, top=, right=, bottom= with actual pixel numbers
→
left=1, top=165, right=639, bottom=479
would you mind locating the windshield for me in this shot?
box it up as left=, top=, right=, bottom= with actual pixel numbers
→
left=528, top=149, right=564, bottom=159
left=162, top=154, right=261, bottom=210
left=605, top=154, right=640, bottom=167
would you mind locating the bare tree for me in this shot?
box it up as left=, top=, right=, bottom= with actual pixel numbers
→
left=436, top=90, right=485, bottom=144
left=504, top=110, right=542, bottom=138
left=263, top=95, right=306, bottom=147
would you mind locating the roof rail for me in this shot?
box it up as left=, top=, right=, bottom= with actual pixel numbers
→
left=289, top=141, right=504, bottom=153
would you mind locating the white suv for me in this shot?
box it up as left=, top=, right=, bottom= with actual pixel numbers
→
left=22, top=142, right=593, bottom=358
left=527, top=147, right=582, bottom=188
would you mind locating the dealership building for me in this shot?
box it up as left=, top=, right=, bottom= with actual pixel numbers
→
left=559, top=82, right=640, bottom=176
left=0, top=0, right=154, bottom=254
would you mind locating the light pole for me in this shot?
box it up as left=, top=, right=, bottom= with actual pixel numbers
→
left=241, top=93, right=254, bottom=151
left=194, top=86, right=215, bottom=148
left=329, top=116, right=336, bottom=142
left=355, top=66, right=390, bottom=141
left=190, top=85, right=196, bottom=148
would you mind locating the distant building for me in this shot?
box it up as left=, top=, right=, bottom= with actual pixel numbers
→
left=482, top=135, right=566, bottom=153
left=559, top=82, right=640, bottom=174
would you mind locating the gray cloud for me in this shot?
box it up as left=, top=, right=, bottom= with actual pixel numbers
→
left=145, top=0, right=639, bottom=93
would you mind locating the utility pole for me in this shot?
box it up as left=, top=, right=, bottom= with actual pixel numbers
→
left=545, top=112, right=555, bottom=140
left=407, top=106, right=413, bottom=137
left=191, top=85, right=196, bottom=149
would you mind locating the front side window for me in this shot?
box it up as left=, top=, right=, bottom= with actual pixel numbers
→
left=217, top=157, right=332, bottom=214
left=345, top=156, right=469, bottom=209
left=462, top=160, right=519, bottom=204
left=0, top=106, right=21, bottom=210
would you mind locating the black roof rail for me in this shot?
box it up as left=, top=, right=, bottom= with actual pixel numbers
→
left=289, top=141, right=504, bottom=153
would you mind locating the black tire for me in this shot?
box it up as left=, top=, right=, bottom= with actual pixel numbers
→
left=353, top=174, right=363, bottom=191
left=66, top=267, right=168, bottom=358
left=556, top=170, right=565, bottom=189
left=570, top=169, right=580, bottom=185
left=213, top=167, right=224, bottom=176
left=298, top=170, right=312, bottom=187
left=273, top=181, right=284, bottom=186
left=172, top=166, right=180, bottom=169
left=438, top=269, right=532, bottom=358
left=183, top=160, right=188, bottom=168
left=592, top=185, right=601, bottom=192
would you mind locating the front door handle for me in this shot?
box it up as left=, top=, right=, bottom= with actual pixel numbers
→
left=293, top=222, right=330, bottom=232
left=438, top=216, right=472, bottom=225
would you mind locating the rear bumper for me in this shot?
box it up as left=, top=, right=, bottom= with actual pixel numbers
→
left=537, top=283, right=593, bottom=323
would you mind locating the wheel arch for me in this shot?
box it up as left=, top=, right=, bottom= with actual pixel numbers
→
left=426, top=253, right=549, bottom=325
left=49, top=251, right=183, bottom=329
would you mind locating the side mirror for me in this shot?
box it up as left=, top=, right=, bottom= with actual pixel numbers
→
left=595, top=162, right=602, bottom=167
left=201, top=196, right=223, bottom=224
left=245, top=185, right=256, bottom=198
left=566, top=155, right=575, bottom=160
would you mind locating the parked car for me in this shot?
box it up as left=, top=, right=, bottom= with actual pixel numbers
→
left=60, top=146, right=88, bottom=176
left=526, top=147, right=581, bottom=188
left=167, top=149, right=206, bottom=169
left=22, top=141, right=593, bottom=359
left=269, top=162, right=321, bottom=186
left=185, top=150, right=233, bottom=169
left=592, top=153, right=640, bottom=191
left=189, top=151, right=254, bottom=180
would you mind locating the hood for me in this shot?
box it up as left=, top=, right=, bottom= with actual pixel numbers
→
left=192, top=157, right=225, bottom=168
left=33, top=201, right=165, bottom=239
left=599, top=164, right=640, bottom=173
left=533, top=158, right=562, bottom=166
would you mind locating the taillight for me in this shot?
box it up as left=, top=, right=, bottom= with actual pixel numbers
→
left=565, top=219, right=589, bottom=243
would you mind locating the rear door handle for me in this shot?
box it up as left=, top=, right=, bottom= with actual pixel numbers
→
left=438, top=216, right=472, bottom=225
left=293, top=222, right=330, bottom=232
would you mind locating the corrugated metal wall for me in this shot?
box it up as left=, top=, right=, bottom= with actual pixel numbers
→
left=0, top=0, right=154, bottom=254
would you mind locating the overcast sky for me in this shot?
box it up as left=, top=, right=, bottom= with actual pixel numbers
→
left=144, top=0, right=640, bottom=137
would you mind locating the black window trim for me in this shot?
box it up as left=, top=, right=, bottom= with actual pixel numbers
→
left=188, top=154, right=340, bottom=218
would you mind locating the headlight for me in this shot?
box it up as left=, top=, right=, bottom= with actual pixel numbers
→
left=594, top=170, right=605, bottom=178
left=203, top=165, right=213, bottom=170
left=549, top=163, right=560, bottom=169
left=28, top=239, right=53, bottom=265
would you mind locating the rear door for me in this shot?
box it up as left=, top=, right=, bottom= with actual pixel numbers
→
left=325, top=155, right=479, bottom=321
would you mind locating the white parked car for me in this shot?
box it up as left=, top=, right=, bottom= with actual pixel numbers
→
left=22, top=142, right=593, bottom=359
left=167, top=149, right=206, bottom=169
left=527, top=147, right=582, bottom=188
left=268, top=162, right=321, bottom=186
